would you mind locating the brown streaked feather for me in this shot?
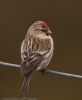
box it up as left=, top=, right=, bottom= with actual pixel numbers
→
left=20, top=52, right=43, bottom=96
left=21, top=30, right=53, bottom=96
left=21, top=35, right=51, bottom=61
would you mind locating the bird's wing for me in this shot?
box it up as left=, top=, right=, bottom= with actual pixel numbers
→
left=21, top=35, right=51, bottom=75
left=21, top=35, right=51, bottom=63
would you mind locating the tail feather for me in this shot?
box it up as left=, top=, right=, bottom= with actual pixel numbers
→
left=20, top=75, right=30, bottom=96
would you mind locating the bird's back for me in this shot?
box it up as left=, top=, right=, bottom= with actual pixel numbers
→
left=21, top=34, right=53, bottom=70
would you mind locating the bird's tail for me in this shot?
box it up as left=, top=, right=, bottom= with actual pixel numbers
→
left=20, top=74, right=31, bottom=96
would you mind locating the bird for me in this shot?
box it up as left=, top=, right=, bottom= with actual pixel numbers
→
left=20, top=21, right=54, bottom=96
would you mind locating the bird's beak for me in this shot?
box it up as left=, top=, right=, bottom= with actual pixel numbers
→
left=48, top=30, right=52, bottom=34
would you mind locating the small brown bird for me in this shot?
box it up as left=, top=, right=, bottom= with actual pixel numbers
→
left=20, top=21, right=54, bottom=96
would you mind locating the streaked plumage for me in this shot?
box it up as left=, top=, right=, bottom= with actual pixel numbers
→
left=20, top=21, right=54, bottom=96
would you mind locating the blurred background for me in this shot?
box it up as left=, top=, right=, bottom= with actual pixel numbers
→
left=0, top=0, right=82, bottom=99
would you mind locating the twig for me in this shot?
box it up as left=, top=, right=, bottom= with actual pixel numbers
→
left=0, top=60, right=20, bottom=68
left=0, top=60, right=82, bottom=79
left=43, top=70, right=82, bottom=79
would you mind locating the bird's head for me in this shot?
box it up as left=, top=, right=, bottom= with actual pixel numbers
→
left=28, top=21, right=52, bottom=37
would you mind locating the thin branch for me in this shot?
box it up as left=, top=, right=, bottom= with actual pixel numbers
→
left=43, top=70, right=82, bottom=79
left=0, top=61, right=20, bottom=68
left=0, top=60, right=82, bottom=79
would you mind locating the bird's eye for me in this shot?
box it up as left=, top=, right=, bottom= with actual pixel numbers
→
left=41, top=29, right=48, bottom=32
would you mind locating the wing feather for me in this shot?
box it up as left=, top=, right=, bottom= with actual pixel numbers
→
left=21, top=35, right=51, bottom=62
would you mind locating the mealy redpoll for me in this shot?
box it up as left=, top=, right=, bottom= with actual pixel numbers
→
left=20, top=21, right=54, bottom=96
